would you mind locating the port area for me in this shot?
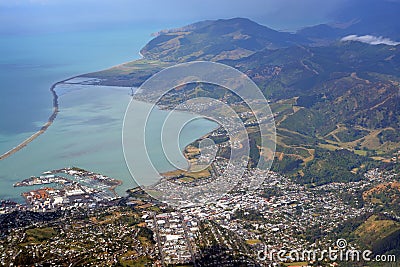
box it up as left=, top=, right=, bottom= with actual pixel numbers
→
left=13, top=167, right=122, bottom=212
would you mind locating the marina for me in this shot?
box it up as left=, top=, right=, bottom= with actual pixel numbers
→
left=14, top=167, right=122, bottom=212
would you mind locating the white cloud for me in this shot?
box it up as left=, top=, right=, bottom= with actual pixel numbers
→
left=341, top=34, right=400, bottom=46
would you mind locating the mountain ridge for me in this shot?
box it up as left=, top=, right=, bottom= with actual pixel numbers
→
left=140, top=17, right=310, bottom=62
left=298, top=0, right=400, bottom=43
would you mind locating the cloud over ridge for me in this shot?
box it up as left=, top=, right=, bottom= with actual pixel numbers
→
left=341, top=34, right=400, bottom=46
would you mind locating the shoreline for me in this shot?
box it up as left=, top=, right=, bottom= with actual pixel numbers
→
left=0, top=76, right=75, bottom=161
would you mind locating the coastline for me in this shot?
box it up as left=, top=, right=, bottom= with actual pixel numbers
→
left=0, top=77, right=75, bottom=161
left=0, top=57, right=220, bottom=196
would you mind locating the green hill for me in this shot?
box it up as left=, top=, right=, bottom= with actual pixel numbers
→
left=140, top=17, right=309, bottom=62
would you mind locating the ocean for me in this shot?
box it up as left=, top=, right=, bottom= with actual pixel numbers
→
left=0, top=26, right=217, bottom=201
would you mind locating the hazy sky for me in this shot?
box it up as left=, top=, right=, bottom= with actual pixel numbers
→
left=0, top=0, right=383, bottom=34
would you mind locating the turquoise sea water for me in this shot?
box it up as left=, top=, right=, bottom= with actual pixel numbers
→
left=0, top=27, right=154, bottom=151
left=0, top=27, right=217, bottom=201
